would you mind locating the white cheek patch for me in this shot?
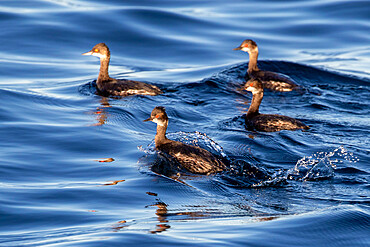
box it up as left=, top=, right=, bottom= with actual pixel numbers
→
left=241, top=47, right=250, bottom=52
left=246, top=86, right=259, bottom=94
left=92, top=53, right=107, bottom=59
left=152, top=118, right=166, bottom=126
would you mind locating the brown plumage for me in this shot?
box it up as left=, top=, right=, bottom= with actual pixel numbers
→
left=144, top=106, right=226, bottom=175
left=244, top=79, right=309, bottom=132
left=82, top=43, right=162, bottom=97
left=234, top=39, right=298, bottom=92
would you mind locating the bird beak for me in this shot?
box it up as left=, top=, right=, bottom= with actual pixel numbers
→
left=82, top=51, right=93, bottom=56
left=143, top=116, right=153, bottom=122
left=233, top=46, right=242, bottom=51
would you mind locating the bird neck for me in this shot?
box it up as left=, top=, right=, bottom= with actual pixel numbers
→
left=97, top=55, right=111, bottom=83
left=246, top=91, right=263, bottom=118
left=247, top=50, right=259, bottom=74
left=155, top=120, right=169, bottom=147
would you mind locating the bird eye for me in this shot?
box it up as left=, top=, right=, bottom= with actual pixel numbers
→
left=243, top=44, right=249, bottom=48
left=94, top=49, right=99, bottom=52
left=250, top=83, right=254, bottom=87
left=155, top=114, right=160, bottom=118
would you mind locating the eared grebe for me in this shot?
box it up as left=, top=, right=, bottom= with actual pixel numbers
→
left=234, top=39, right=298, bottom=92
left=82, top=43, right=162, bottom=97
left=244, top=79, right=309, bottom=132
left=144, top=106, right=226, bottom=175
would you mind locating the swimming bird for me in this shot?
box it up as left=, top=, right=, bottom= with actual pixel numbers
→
left=82, top=43, right=162, bottom=97
left=144, top=106, right=226, bottom=175
left=234, top=39, right=298, bottom=92
left=244, top=79, right=309, bottom=132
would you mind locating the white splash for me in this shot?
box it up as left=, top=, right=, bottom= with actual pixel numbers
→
left=288, top=146, right=358, bottom=181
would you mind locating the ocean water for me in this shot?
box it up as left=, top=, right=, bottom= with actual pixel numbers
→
left=0, top=0, right=369, bottom=246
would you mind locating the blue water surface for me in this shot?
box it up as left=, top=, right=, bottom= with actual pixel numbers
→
left=0, top=0, right=369, bottom=246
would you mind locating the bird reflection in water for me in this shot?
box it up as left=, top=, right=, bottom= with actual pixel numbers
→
left=146, top=194, right=213, bottom=234
left=235, top=97, right=251, bottom=115
left=102, top=179, right=125, bottom=186
left=148, top=202, right=171, bottom=234
left=90, top=98, right=111, bottom=126
left=111, top=191, right=280, bottom=234
left=111, top=220, right=129, bottom=232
